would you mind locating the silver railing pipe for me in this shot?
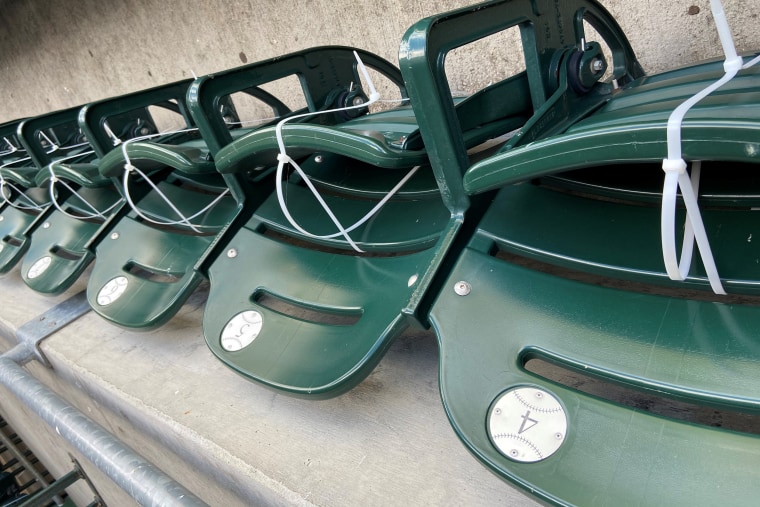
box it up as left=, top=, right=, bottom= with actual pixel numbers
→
left=0, top=355, right=209, bottom=507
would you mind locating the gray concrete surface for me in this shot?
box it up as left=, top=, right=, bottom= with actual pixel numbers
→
left=0, top=266, right=540, bottom=506
left=1, top=0, right=759, bottom=122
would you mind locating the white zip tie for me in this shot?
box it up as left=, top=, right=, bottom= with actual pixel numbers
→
left=38, top=131, right=59, bottom=152
left=122, top=164, right=229, bottom=232
left=1, top=137, right=20, bottom=156
left=103, top=121, right=122, bottom=146
left=660, top=0, right=758, bottom=295
left=0, top=177, right=46, bottom=211
left=742, top=54, right=760, bottom=69
left=274, top=51, right=415, bottom=253
left=46, top=158, right=122, bottom=220
left=117, top=127, right=230, bottom=232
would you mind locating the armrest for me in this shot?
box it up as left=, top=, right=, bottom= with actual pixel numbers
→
left=398, top=0, right=643, bottom=213
left=18, top=105, right=86, bottom=168
left=79, top=79, right=195, bottom=158
left=188, top=46, right=407, bottom=157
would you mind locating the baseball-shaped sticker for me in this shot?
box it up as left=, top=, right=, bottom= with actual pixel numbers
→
left=221, top=310, right=263, bottom=352
left=488, top=386, right=567, bottom=463
left=27, top=256, right=52, bottom=279
left=97, top=276, right=129, bottom=306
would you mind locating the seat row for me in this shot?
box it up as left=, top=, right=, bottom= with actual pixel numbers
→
left=2, top=0, right=760, bottom=504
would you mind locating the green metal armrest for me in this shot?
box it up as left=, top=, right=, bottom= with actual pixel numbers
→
left=189, top=46, right=407, bottom=157
left=465, top=64, right=760, bottom=193
left=39, top=162, right=110, bottom=188
left=79, top=80, right=196, bottom=159
left=97, top=139, right=215, bottom=178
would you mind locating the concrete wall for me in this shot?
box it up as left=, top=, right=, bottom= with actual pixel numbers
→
left=1, top=0, right=759, bottom=123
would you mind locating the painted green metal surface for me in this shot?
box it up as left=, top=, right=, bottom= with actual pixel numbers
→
left=430, top=245, right=760, bottom=506
left=0, top=204, right=39, bottom=273
left=482, top=182, right=760, bottom=294
left=464, top=62, right=760, bottom=193
left=0, top=108, right=99, bottom=277
left=77, top=78, right=238, bottom=329
left=0, top=121, right=45, bottom=273
left=399, top=0, right=760, bottom=505
left=11, top=106, right=113, bottom=295
left=399, top=0, right=643, bottom=214
left=190, top=47, right=472, bottom=397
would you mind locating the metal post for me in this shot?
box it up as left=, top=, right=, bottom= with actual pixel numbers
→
left=0, top=356, right=209, bottom=507
left=0, top=422, right=64, bottom=505
left=17, top=468, right=80, bottom=507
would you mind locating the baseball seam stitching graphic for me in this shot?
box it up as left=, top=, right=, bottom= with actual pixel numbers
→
left=512, top=390, right=563, bottom=414
left=492, top=433, right=544, bottom=459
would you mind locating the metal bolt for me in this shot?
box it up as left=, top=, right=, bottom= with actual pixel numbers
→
left=555, top=433, right=564, bottom=440
left=42, top=222, right=50, bottom=229
left=314, top=155, right=323, bottom=163
left=509, top=449, right=519, bottom=458
left=352, top=96, right=365, bottom=106
left=591, top=58, right=604, bottom=72
left=535, top=391, right=543, bottom=399
left=140, top=127, right=151, bottom=135
left=494, top=408, right=502, bottom=415
left=454, top=281, right=471, bottom=296
left=110, top=232, right=119, bottom=240
left=227, top=248, right=238, bottom=258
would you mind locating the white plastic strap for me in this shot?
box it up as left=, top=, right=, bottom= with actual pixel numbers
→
left=0, top=177, right=45, bottom=211
left=117, top=127, right=229, bottom=233
left=660, top=0, right=755, bottom=295
left=274, top=51, right=416, bottom=253
left=122, top=164, right=229, bottom=233
left=1, top=137, right=19, bottom=155
left=743, top=54, right=760, bottom=69
left=46, top=158, right=122, bottom=220
left=103, top=122, right=122, bottom=146
left=39, top=131, right=59, bottom=153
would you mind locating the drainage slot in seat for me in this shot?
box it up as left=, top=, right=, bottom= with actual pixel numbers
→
left=51, top=246, right=85, bottom=261
left=493, top=249, right=760, bottom=306
left=523, top=356, right=760, bottom=435
left=125, top=262, right=182, bottom=283
left=2, top=236, right=23, bottom=247
left=253, top=289, right=362, bottom=325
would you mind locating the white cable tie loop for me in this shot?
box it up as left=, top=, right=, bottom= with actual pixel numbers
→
left=47, top=163, right=119, bottom=220
left=39, top=131, right=59, bottom=152
left=659, top=0, right=745, bottom=295
left=353, top=51, right=379, bottom=99
left=273, top=50, right=412, bottom=253
left=117, top=128, right=227, bottom=233
left=1, top=179, right=45, bottom=211
left=742, top=54, right=760, bottom=69
left=103, top=122, right=122, bottom=145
